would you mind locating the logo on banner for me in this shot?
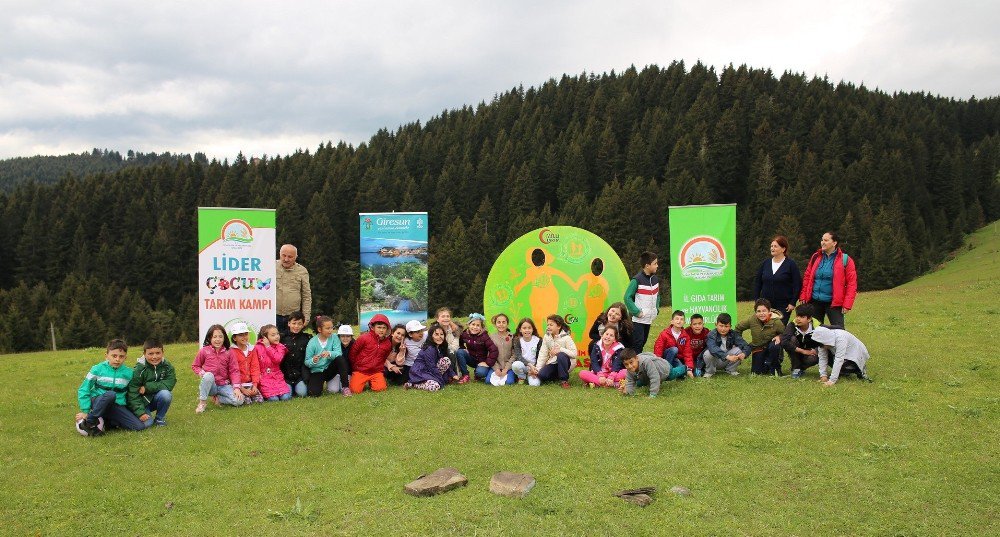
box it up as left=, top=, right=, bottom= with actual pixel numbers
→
left=221, top=220, right=253, bottom=249
left=363, top=217, right=373, bottom=230
left=416, top=218, right=424, bottom=229
left=679, top=236, right=727, bottom=281
left=538, top=228, right=560, bottom=244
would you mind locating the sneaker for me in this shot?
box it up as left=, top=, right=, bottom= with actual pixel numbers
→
left=341, top=387, right=353, bottom=397
left=560, top=381, right=571, bottom=389
left=728, top=371, right=740, bottom=376
left=694, top=368, right=703, bottom=377
left=153, top=419, right=167, bottom=427
left=791, top=369, right=803, bottom=379
left=586, top=382, right=595, bottom=389
left=76, top=418, right=103, bottom=437
left=458, top=375, right=470, bottom=385
left=702, top=373, right=713, bottom=379
left=195, top=400, right=207, bottom=414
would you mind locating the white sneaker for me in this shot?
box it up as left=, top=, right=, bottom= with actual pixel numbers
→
left=702, top=373, right=713, bottom=378
left=195, top=400, right=207, bottom=413
left=728, top=371, right=740, bottom=376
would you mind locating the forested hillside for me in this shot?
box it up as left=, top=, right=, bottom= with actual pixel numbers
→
left=0, top=148, right=206, bottom=191
left=1, top=61, right=998, bottom=352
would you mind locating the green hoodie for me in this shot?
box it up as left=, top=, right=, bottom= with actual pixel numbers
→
left=77, top=361, right=133, bottom=413
left=127, top=358, right=177, bottom=417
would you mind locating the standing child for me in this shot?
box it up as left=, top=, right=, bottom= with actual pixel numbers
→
left=349, top=314, right=393, bottom=393
left=457, top=313, right=499, bottom=383
left=735, top=299, right=786, bottom=375
left=536, top=314, right=576, bottom=388
left=280, top=311, right=310, bottom=397
left=305, top=316, right=352, bottom=397
left=580, top=326, right=627, bottom=388
left=405, top=324, right=453, bottom=392
left=255, top=324, right=291, bottom=401
left=230, top=323, right=264, bottom=405
left=75, top=339, right=145, bottom=435
left=624, top=251, right=660, bottom=353
left=192, top=325, right=244, bottom=413
left=511, top=318, right=543, bottom=386
left=487, top=313, right=516, bottom=386
left=703, top=313, right=751, bottom=378
left=812, top=326, right=871, bottom=386
left=127, top=339, right=176, bottom=427
left=435, top=307, right=464, bottom=381
left=685, top=314, right=710, bottom=377
left=653, top=310, right=694, bottom=380
left=384, top=324, right=410, bottom=386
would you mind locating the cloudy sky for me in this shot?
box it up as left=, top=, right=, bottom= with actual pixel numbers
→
left=1, top=0, right=997, bottom=160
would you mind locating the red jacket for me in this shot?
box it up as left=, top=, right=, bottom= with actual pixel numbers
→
left=799, top=248, right=858, bottom=310
left=349, top=314, right=393, bottom=375
left=685, top=327, right=708, bottom=360
left=231, top=344, right=261, bottom=388
left=653, top=327, right=693, bottom=369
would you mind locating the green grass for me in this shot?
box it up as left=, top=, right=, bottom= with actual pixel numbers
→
left=2, top=224, right=999, bottom=536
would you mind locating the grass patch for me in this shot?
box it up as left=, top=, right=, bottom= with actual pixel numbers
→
left=1, top=225, right=999, bottom=535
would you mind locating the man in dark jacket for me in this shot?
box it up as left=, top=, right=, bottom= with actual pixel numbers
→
left=127, top=339, right=177, bottom=427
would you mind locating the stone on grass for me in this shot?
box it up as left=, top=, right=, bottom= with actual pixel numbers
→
left=489, top=472, right=536, bottom=498
left=670, top=485, right=691, bottom=496
left=615, top=487, right=657, bottom=507
left=404, top=468, right=468, bottom=497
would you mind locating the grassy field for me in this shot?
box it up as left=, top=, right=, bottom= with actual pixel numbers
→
left=2, top=224, right=998, bottom=536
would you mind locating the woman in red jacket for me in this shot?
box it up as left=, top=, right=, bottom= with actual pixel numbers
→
left=348, top=314, right=393, bottom=393
left=798, top=231, right=858, bottom=327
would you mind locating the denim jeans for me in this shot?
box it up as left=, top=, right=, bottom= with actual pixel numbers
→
left=89, top=391, right=146, bottom=431
left=511, top=362, right=542, bottom=386
left=199, top=373, right=243, bottom=406
left=287, top=381, right=307, bottom=397
left=266, top=392, right=293, bottom=402
left=456, top=349, right=491, bottom=379
left=140, top=390, right=173, bottom=426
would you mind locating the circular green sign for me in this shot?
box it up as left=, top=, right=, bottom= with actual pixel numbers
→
left=483, top=226, right=629, bottom=359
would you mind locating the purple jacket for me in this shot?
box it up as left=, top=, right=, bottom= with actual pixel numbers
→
left=460, top=330, right=499, bottom=367
left=409, top=345, right=449, bottom=386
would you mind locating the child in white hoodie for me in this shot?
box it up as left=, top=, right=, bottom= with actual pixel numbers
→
left=812, top=326, right=871, bottom=386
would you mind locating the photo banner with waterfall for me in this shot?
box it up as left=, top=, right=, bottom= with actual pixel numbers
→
left=359, top=212, right=429, bottom=331
left=198, top=207, right=277, bottom=344
left=668, top=204, right=737, bottom=327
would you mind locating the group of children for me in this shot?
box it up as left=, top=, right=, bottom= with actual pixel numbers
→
left=74, top=252, right=872, bottom=434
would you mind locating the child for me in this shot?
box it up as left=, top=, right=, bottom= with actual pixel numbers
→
left=685, top=314, right=709, bottom=377
left=536, top=314, right=576, bottom=388
left=280, top=311, right=310, bottom=397
left=487, top=313, right=516, bottom=386
left=703, top=313, right=751, bottom=378
left=405, top=323, right=453, bottom=391
left=255, top=324, right=291, bottom=401
left=230, top=322, right=264, bottom=404
left=624, top=251, right=660, bottom=353
left=337, top=324, right=355, bottom=361
left=305, top=316, right=352, bottom=397
left=385, top=323, right=410, bottom=386
left=192, top=324, right=244, bottom=413
left=780, top=303, right=822, bottom=379
left=653, top=310, right=694, bottom=380
left=349, top=314, right=393, bottom=393
left=735, top=299, right=786, bottom=375
left=812, top=326, right=871, bottom=386
left=511, top=318, right=542, bottom=386
left=457, top=313, right=499, bottom=383
left=587, top=302, right=634, bottom=353
left=580, top=326, right=627, bottom=388
left=126, top=338, right=176, bottom=427
left=435, top=307, right=464, bottom=381
left=619, top=349, right=672, bottom=398
left=75, top=339, right=145, bottom=435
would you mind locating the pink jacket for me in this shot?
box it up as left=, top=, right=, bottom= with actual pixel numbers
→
left=255, top=341, right=289, bottom=398
left=191, top=345, right=241, bottom=386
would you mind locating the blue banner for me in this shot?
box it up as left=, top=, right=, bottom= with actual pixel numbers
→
left=358, top=212, right=429, bottom=330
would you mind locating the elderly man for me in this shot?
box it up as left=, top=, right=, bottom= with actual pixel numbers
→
left=276, top=244, right=312, bottom=334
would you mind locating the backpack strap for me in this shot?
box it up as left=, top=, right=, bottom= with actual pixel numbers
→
left=842, top=253, right=848, bottom=268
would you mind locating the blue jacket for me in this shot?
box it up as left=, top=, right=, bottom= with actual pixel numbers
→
left=705, top=329, right=752, bottom=360
left=752, top=257, right=802, bottom=308
left=588, top=341, right=626, bottom=373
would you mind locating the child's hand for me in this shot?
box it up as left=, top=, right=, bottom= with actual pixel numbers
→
left=686, top=370, right=694, bottom=379
left=138, top=386, right=146, bottom=395
left=139, top=413, right=150, bottom=422
left=75, top=412, right=87, bottom=421
left=772, top=336, right=781, bottom=345
left=312, top=356, right=319, bottom=364
left=819, top=376, right=828, bottom=383
left=319, top=351, right=330, bottom=358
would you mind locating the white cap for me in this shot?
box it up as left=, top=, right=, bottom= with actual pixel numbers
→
left=337, top=325, right=354, bottom=336
left=405, top=320, right=427, bottom=333
left=230, top=322, right=250, bottom=335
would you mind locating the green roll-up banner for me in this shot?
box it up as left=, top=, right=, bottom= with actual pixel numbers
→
left=668, top=204, right=737, bottom=327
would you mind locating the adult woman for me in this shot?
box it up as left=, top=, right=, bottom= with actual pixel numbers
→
left=587, top=302, right=634, bottom=352
left=752, top=235, right=802, bottom=325
left=799, top=231, right=858, bottom=327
